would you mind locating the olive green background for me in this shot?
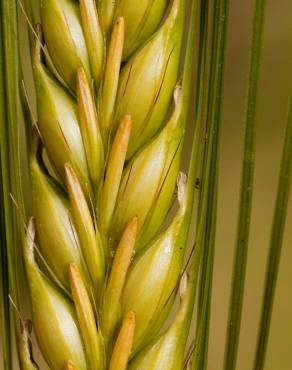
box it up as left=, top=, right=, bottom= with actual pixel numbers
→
left=207, top=0, right=292, bottom=369
left=1, top=0, right=292, bottom=369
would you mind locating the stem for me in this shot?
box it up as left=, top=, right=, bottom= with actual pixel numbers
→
left=182, top=0, right=207, bottom=221
left=1, top=0, right=30, bottom=369
left=190, top=0, right=229, bottom=367
left=223, top=1, right=266, bottom=369
left=253, top=97, right=292, bottom=370
left=193, top=131, right=219, bottom=370
left=0, top=1, right=19, bottom=368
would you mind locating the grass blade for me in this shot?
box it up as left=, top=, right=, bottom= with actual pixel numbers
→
left=253, top=97, right=292, bottom=370
left=223, top=1, right=267, bottom=369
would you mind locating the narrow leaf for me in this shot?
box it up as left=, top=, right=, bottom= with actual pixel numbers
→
left=224, top=0, right=267, bottom=368
left=253, top=97, right=292, bottom=370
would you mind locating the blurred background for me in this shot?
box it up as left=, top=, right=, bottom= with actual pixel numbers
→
left=209, top=0, right=292, bottom=369
left=1, top=0, right=292, bottom=369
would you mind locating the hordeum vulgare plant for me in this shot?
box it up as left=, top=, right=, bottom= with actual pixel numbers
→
left=5, top=0, right=205, bottom=368
left=4, top=0, right=290, bottom=370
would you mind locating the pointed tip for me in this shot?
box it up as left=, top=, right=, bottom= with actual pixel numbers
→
left=177, top=172, right=187, bottom=205
left=34, top=23, right=44, bottom=66
left=76, top=66, right=87, bottom=85
left=125, top=310, right=136, bottom=327
left=109, top=311, right=136, bottom=370
left=26, top=217, right=36, bottom=256
left=64, top=360, right=77, bottom=370
left=120, top=114, right=133, bottom=132
left=127, top=215, right=139, bottom=235
left=68, top=262, right=79, bottom=281
left=64, top=163, right=82, bottom=195
left=64, top=161, right=74, bottom=177
left=116, top=16, right=125, bottom=27
left=179, top=272, right=188, bottom=301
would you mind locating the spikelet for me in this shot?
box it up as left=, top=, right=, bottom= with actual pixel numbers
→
left=121, top=173, right=188, bottom=353
left=114, top=0, right=185, bottom=158
left=69, top=263, right=105, bottom=370
left=33, top=30, right=91, bottom=194
left=23, top=219, right=87, bottom=370
left=101, top=217, right=138, bottom=343
left=128, top=273, right=192, bottom=370
left=100, top=114, right=132, bottom=234
left=116, top=0, right=168, bottom=59
left=30, top=142, right=91, bottom=293
left=112, top=86, right=184, bottom=249
left=41, top=0, right=103, bottom=89
left=65, top=163, right=105, bottom=294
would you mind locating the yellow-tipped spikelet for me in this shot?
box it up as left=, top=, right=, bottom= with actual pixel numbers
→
left=30, top=148, right=91, bottom=293
left=24, top=219, right=87, bottom=370
left=112, top=86, right=184, bottom=249
left=115, top=0, right=185, bottom=158
left=65, top=163, right=105, bottom=293
left=101, top=217, right=138, bottom=343
left=121, top=173, right=188, bottom=353
left=129, top=273, right=192, bottom=370
left=33, top=36, right=90, bottom=194
left=100, top=114, right=132, bottom=234
left=41, top=0, right=103, bottom=89
left=69, top=263, right=105, bottom=370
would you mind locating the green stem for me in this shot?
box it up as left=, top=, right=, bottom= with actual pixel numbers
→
left=189, top=0, right=229, bottom=366
left=223, top=0, right=266, bottom=369
left=193, top=144, right=218, bottom=370
left=0, top=50, right=12, bottom=369
left=182, top=0, right=207, bottom=221
left=0, top=1, right=32, bottom=369
left=0, top=1, right=19, bottom=368
left=253, top=97, right=292, bottom=370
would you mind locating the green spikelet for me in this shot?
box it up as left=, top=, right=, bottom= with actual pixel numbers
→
left=114, top=0, right=185, bottom=158
left=122, top=173, right=188, bottom=353
left=30, top=146, right=91, bottom=293
left=112, top=86, right=184, bottom=249
left=33, top=36, right=91, bottom=193
left=116, top=0, right=168, bottom=59
left=40, top=0, right=103, bottom=90
left=23, top=219, right=87, bottom=370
